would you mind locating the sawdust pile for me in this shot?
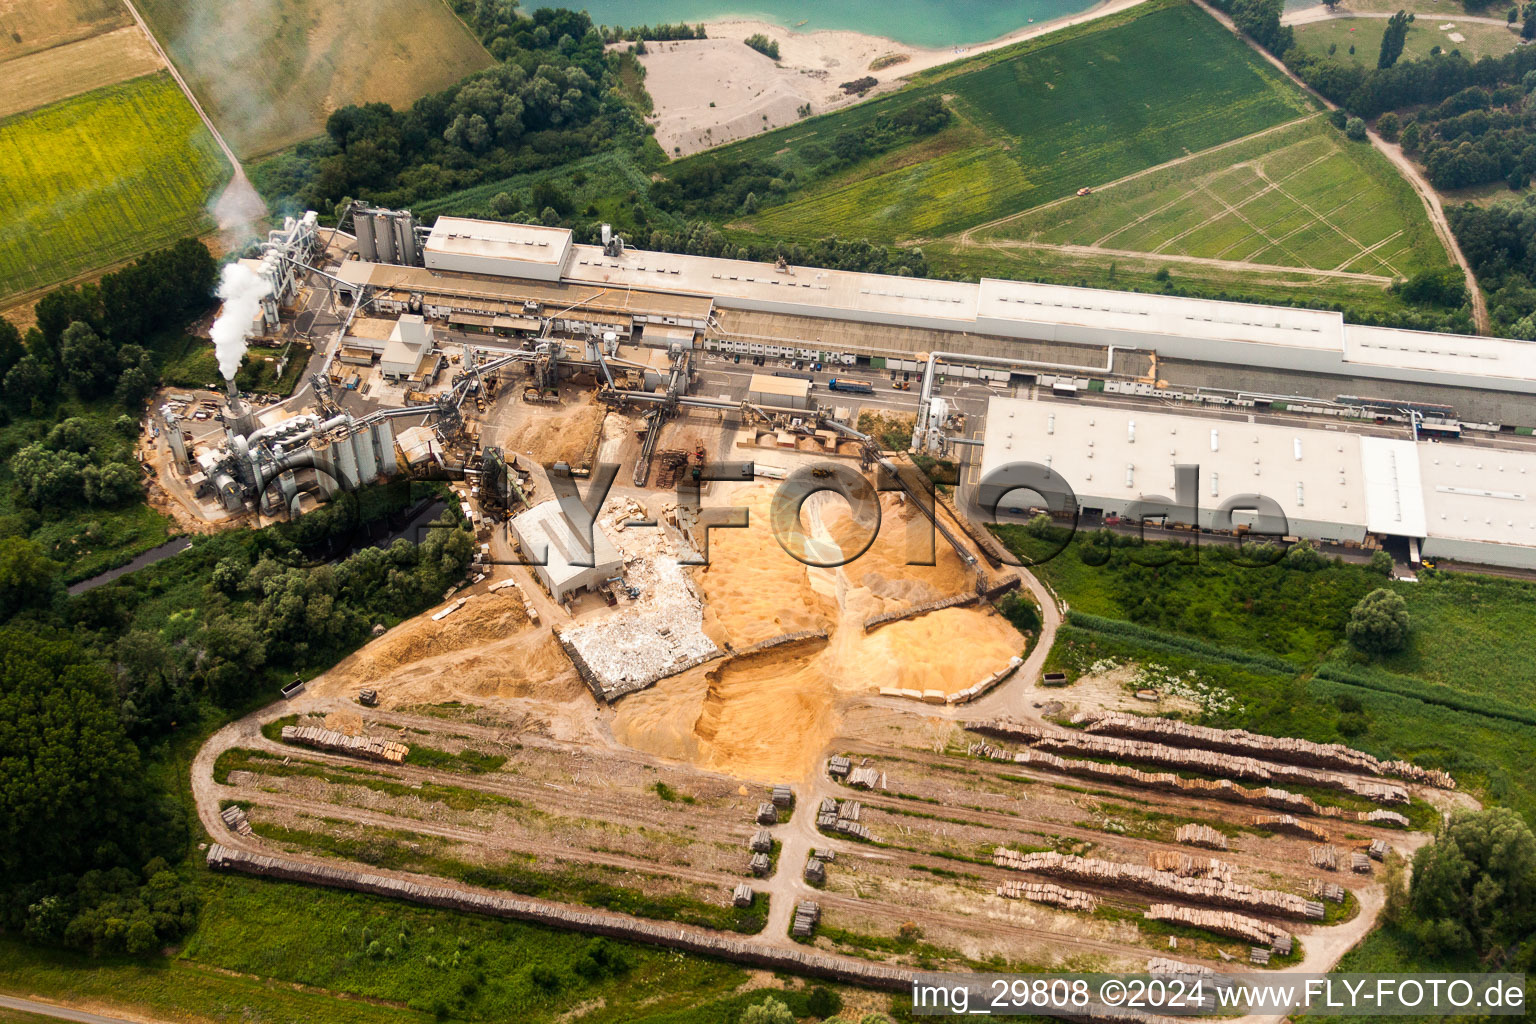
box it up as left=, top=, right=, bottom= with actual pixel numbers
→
left=612, top=484, right=1026, bottom=781
left=307, top=589, right=584, bottom=706
left=502, top=397, right=604, bottom=465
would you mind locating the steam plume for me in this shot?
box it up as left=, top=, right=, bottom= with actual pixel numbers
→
left=212, top=263, right=272, bottom=380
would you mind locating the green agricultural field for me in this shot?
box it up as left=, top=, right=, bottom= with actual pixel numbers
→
left=1293, top=14, right=1518, bottom=64
left=725, top=0, right=1313, bottom=243
left=133, top=0, right=495, bottom=158
left=976, top=116, right=1447, bottom=279
left=0, top=73, right=229, bottom=299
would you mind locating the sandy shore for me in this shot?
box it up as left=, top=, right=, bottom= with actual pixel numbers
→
left=630, top=0, right=1150, bottom=156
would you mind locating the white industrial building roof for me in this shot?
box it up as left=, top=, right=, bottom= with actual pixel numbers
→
left=425, top=217, right=573, bottom=268
left=747, top=373, right=810, bottom=399
left=979, top=398, right=1367, bottom=530
left=981, top=396, right=1536, bottom=566
left=511, top=499, right=621, bottom=589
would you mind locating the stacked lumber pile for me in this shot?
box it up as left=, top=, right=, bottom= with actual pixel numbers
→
left=280, top=725, right=408, bottom=764
left=1148, top=851, right=1231, bottom=882
left=219, top=805, right=252, bottom=836
left=846, top=766, right=882, bottom=790
left=1174, top=824, right=1228, bottom=850
left=1310, top=878, right=1346, bottom=903
left=1308, top=845, right=1339, bottom=871
left=1369, top=839, right=1391, bottom=860
left=791, top=900, right=820, bottom=938
left=993, top=851, right=1324, bottom=920
left=1145, top=904, right=1287, bottom=946
left=971, top=742, right=1410, bottom=826
left=997, top=880, right=1100, bottom=912
left=1075, top=711, right=1454, bottom=790
left=967, top=719, right=1408, bottom=804
left=1351, top=853, right=1373, bottom=873
left=1146, top=958, right=1213, bottom=976
left=732, top=883, right=754, bottom=908
left=815, top=797, right=874, bottom=841
left=1249, top=814, right=1329, bottom=842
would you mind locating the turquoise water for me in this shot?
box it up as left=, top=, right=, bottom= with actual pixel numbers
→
left=569, top=0, right=1101, bottom=48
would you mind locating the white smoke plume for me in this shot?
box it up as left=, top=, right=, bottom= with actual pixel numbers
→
left=212, top=262, right=272, bottom=381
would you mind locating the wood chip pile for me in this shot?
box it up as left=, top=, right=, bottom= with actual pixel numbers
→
left=968, top=719, right=1408, bottom=804
left=1174, top=824, right=1228, bottom=850
left=997, top=880, right=1100, bottom=912
left=280, top=725, right=408, bottom=764
left=994, top=850, right=1324, bottom=919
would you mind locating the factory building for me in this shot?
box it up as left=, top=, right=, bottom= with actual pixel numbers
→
left=978, top=397, right=1536, bottom=570
left=510, top=499, right=623, bottom=604
left=747, top=373, right=811, bottom=409
left=341, top=217, right=1536, bottom=397
left=379, top=314, right=441, bottom=382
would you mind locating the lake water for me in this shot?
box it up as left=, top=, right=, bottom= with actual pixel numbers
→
left=569, top=0, right=1102, bottom=48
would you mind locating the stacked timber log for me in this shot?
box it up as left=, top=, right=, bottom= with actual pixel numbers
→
left=1310, top=879, right=1346, bottom=904
left=1369, top=838, right=1390, bottom=860
left=1146, top=958, right=1213, bottom=976
left=732, top=884, right=754, bottom=908
left=846, top=766, right=882, bottom=789
left=969, top=742, right=1407, bottom=826
left=1351, top=853, right=1373, bottom=873
left=280, top=725, right=408, bottom=764
left=993, top=850, right=1324, bottom=920
left=1148, top=851, right=1231, bottom=882
left=968, top=719, right=1408, bottom=804
left=1073, top=711, right=1455, bottom=789
left=997, top=880, right=1100, bottom=912
left=1366, top=810, right=1410, bottom=827
left=1249, top=814, right=1329, bottom=842
left=219, top=805, right=252, bottom=836
left=1145, top=904, right=1288, bottom=947
left=791, top=900, right=821, bottom=938
left=1308, top=845, right=1339, bottom=872
left=1174, top=824, right=1228, bottom=850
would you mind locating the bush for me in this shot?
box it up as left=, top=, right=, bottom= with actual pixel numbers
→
left=1344, top=116, right=1368, bottom=141
left=744, top=33, right=780, bottom=60
left=1347, top=588, right=1409, bottom=654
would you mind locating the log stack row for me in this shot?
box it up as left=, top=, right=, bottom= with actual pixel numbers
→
left=280, top=725, right=408, bottom=764
left=992, top=850, right=1325, bottom=920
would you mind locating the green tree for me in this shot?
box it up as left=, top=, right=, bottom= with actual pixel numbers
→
left=0, top=537, right=62, bottom=622
left=59, top=321, right=116, bottom=397
left=1346, top=587, right=1409, bottom=653
left=0, top=630, right=143, bottom=880
left=1399, top=120, right=1422, bottom=151
left=4, top=354, right=51, bottom=410
left=1344, top=116, right=1368, bottom=141
left=1376, top=111, right=1401, bottom=142
left=1410, top=808, right=1536, bottom=953
left=741, top=996, right=795, bottom=1024
left=744, top=33, right=781, bottom=59
left=1378, top=10, right=1413, bottom=68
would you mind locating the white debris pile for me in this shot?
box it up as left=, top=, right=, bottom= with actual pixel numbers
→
left=558, top=497, right=719, bottom=699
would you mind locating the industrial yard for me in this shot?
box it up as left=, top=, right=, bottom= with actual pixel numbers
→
left=154, top=203, right=1522, bottom=999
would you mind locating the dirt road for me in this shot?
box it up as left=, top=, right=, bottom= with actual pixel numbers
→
left=0, top=994, right=158, bottom=1024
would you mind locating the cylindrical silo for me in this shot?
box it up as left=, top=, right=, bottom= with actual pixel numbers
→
left=354, top=212, right=378, bottom=262
left=374, top=214, right=397, bottom=264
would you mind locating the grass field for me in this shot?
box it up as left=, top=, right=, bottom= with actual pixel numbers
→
left=0, top=73, right=229, bottom=299
left=974, top=116, right=1447, bottom=279
left=720, top=1, right=1313, bottom=243
left=0, top=0, right=129, bottom=61
left=1293, top=14, right=1518, bottom=64
left=133, top=0, right=495, bottom=158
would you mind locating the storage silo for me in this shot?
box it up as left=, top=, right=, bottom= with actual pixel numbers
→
left=352, top=426, right=378, bottom=485
left=354, top=212, right=378, bottom=262
left=374, top=213, right=397, bottom=264
left=373, top=418, right=397, bottom=475
left=395, top=214, right=420, bottom=266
